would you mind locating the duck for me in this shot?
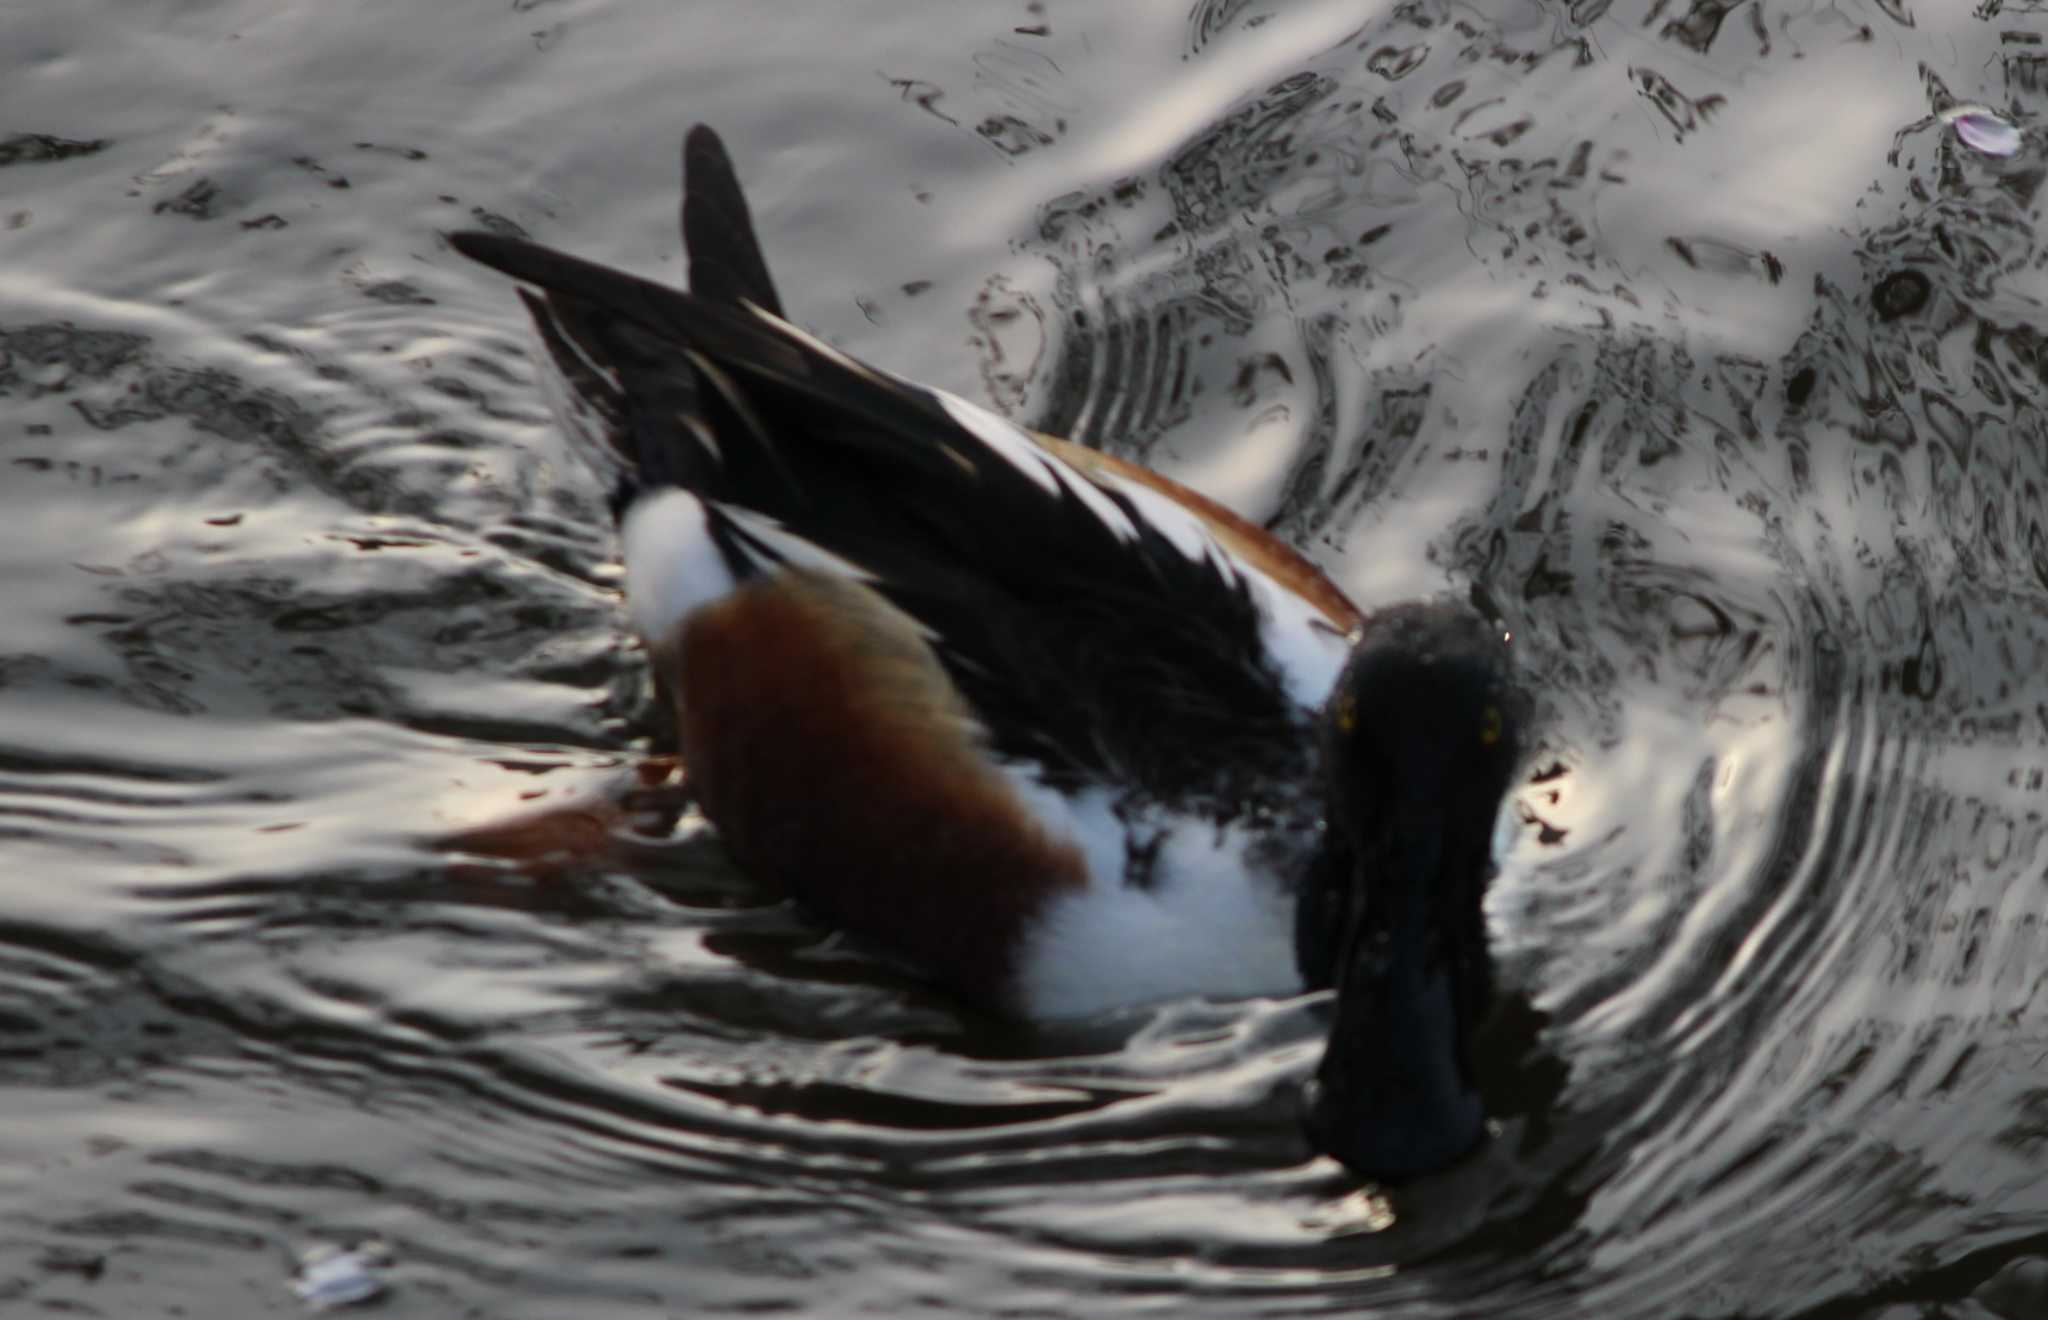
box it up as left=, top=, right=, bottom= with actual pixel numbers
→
left=449, top=125, right=1529, bottom=1182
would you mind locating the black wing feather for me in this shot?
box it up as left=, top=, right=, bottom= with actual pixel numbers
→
left=682, top=125, right=784, bottom=316
left=451, top=126, right=1312, bottom=805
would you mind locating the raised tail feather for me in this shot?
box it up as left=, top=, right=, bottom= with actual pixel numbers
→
left=682, top=124, right=783, bottom=315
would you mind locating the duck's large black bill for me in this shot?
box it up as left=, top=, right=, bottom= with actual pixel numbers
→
left=1300, top=805, right=1490, bottom=1182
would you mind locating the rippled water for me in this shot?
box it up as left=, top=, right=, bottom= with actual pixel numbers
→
left=6, top=0, right=2048, bottom=1314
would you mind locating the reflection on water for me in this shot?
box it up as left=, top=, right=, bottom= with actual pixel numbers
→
left=5, top=0, right=2048, bottom=1314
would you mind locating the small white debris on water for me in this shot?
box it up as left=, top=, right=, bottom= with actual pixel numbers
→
left=1942, top=106, right=2022, bottom=158
left=1297, top=1185, right=1398, bottom=1237
left=290, top=1239, right=392, bottom=1311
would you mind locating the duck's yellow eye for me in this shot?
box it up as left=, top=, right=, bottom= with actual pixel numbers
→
left=1334, top=694, right=1357, bottom=734
left=1479, top=705, right=1502, bottom=746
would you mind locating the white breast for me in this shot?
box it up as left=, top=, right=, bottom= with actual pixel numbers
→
left=999, top=779, right=1307, bottom=1019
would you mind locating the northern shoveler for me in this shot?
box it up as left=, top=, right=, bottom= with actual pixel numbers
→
left=450, top=126, right=1529, bottom=1182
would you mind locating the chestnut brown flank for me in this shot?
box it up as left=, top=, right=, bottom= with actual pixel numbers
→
left=671, top=568, right=1087, bottom=1007
left=1036, top=435, right=1364, bottom=633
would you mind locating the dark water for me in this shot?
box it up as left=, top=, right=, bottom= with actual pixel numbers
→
left=6, top=0, right=2048, bottom=1314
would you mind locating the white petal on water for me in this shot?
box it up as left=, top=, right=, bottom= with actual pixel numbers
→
left=1942, top=106, right=2022, bottom=158
left=290, top=1240, right=392, bottom=1311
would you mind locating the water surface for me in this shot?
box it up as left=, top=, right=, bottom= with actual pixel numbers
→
left=4, top=0, right=2048, bottom=1314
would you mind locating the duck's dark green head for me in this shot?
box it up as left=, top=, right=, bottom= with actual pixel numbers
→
left=1296, top=600, right=1527, bottom=1183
